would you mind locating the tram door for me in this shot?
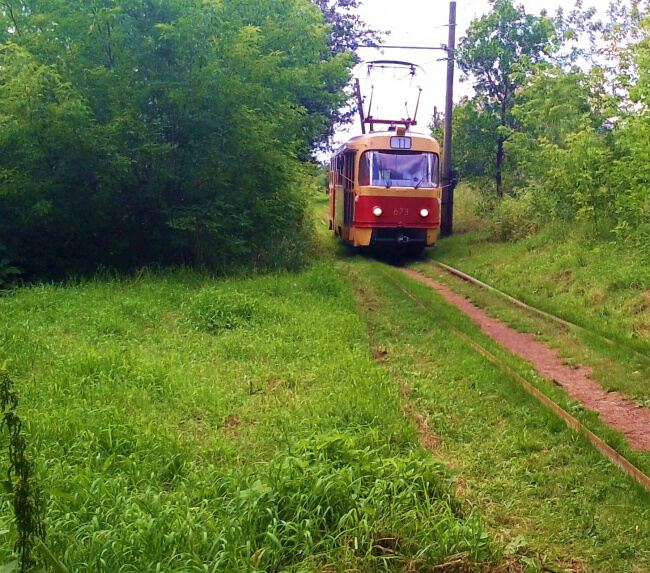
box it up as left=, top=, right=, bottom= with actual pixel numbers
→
left=333, top=151, right=355, bottom=239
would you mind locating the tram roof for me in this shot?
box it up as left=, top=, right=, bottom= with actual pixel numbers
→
left=333, top=130, right=440, bottom=155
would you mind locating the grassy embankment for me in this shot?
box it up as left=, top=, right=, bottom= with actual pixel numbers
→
left=0, top=188, right=647, bottom=572
left=0, top=263, right=496, bottom=571
left=346, top=258, right=650, bottom=573
left=314, top=189, right=650, bottom=572
left=416, top=184, right=650, bottom=407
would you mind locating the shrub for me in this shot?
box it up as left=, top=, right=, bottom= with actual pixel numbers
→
left=0, top=1, right=352, bottom=279
left=0, top=245, right=20, bottom=289
left=486, top=193, right=540, bottom=242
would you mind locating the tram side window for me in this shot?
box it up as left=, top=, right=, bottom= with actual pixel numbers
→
left=344, top=152, right=355, bottom=190
left=334, top=155, right=344, bottom=186
left=359, top=153, right=370, bottom=186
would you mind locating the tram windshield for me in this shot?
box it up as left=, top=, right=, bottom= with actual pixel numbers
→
left=358, top=151, right=439, bottom=188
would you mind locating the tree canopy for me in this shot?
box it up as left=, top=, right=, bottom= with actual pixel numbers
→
left=457, top=0, right=555, bottom=195
left=449, top=0, right=649, bottom=248
left=0, top=0, right=358, bottom=279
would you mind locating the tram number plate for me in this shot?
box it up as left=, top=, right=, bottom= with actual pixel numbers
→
left=393, top=208, right=409, bottom=216
left=390, top=136, right=412, bottom=149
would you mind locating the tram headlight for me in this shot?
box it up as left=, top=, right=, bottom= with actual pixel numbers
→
left=372, top=207, right=383, bottom=217
left=420, top=208, right=429, bottom=218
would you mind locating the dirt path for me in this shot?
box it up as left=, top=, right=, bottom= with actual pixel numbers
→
left=402, top=268, right=650, bottom=451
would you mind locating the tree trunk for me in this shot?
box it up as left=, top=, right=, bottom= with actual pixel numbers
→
left=496, top=135, right=504, bottom=197
left=495, top=92, right=508, bottom=197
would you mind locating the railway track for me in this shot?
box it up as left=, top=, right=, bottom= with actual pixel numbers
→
left=430, top=260, right=650, bottom=365
left=378, top=264, right=650, bottom=492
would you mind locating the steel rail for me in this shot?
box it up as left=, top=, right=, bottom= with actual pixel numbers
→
left=431, top=260, right=650, bottom=364
left=377, top=266, right=650, bottom=493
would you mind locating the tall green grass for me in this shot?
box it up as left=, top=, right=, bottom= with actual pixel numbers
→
left=351, top=260, right=650, bottom=573
left=0, top=264, right=496, bottom=571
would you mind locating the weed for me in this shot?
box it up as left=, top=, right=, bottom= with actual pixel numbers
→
left=0, top=366, right=45, bottom=572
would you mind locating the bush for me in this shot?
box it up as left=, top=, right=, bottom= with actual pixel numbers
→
left=0, top=1, right=352, bottom=279
left=486, top=193, right=540, bottom=242
left=452, top=181, right=496, bottom=233
left=0, top=245, right=20, bottom=289
left=610, top=115, right=650, bottom=250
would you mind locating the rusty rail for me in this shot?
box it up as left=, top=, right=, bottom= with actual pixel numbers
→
left=433, top=261, right=650, bottom=364
left=379, top=266, right=650, bottom=492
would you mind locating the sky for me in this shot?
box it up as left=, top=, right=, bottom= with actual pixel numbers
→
left=335, top=0, right=612, bottom=145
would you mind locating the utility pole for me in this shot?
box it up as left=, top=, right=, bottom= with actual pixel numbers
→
left=440, top=1, right=457, bottom=237
left=355, top=78, right=366, bottom=135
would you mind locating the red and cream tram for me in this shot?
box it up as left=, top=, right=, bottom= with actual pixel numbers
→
left=328, top=127, right=441, bottom=252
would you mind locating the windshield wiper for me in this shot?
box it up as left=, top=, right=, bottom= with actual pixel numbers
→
left=414, top=177, right=424, bottom=189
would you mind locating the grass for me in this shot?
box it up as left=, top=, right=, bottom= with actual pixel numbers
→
left=0, top=264, right=497, bottom=572
left=426, top=184, right=650, bottom=404
left=435, top=185, right=650, bottom=351
left=346, top=258, right=650, bottom=573
left=0, top=186, right=648, bottom=571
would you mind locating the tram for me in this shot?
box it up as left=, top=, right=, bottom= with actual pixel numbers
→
left=328, top=126, right=441, bottom=252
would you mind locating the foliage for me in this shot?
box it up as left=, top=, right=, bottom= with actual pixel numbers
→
left=0, top=0, right=354, bottom=279
left=310, top=0, right=383, bottom=146
left=447, top=99, right=499, bottom=181
left=610, top=116, right=650, bottom=245
left=311, top=0, right=381, bottom=56
left=485, top=193, right=539, bottom=242
left=609, top=15, right=650, bottom=246
left=504, top=66, right=613, bottom=226
left=0, top=247, right=20, bottom=290
left=457, top=0, right=555, bottom=195
left=0, top=367, right=45, bottom=572
left=452, top=1, right=650, bottom=248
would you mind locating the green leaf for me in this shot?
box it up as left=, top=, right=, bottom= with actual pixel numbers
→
left=36, top=539, right=70, bottom=573
left=0, top=561, right=19, bottom=573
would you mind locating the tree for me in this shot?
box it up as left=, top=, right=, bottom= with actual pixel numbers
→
left=311, top=0, right=383, bottom=146
left=607, top=14, right=650, bottom=247
left=311, top=0, right=381, bottom=55
left=0, top=0, right=355, bottom=278
left=457, top=0, right=555, bottom=196
left=505, top=64, right=599, bottom=207
left=446, top=99, right=499, bottom=182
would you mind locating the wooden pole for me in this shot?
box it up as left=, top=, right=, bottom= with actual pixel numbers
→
left=440, top=1, right=456, bottom=237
